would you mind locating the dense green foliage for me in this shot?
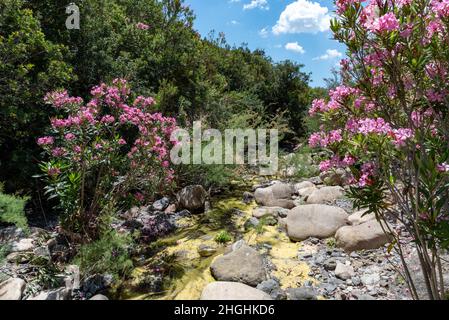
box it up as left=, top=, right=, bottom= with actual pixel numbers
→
left=0, top=0, right=73, bottom=192
left=0, top=183, right=29, bottom=231
left=1, top=0, right=316, bottom=196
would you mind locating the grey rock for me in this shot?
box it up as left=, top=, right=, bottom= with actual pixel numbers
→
left=10, top=238, right=35, bottom=252
left=0, top=278, right=26, bottom=300
left=28, top=287, right=70, bottom=300
left=256, top=279, right=279, bottom=293
left=287, top=287, right=318, bottom=300
left=210, top=244, right=266, bottom=286
left=335, top=220, right=391, bottom=252
left=334, top=262, right=355, bottom=280
left=284, top=205, right=349, bottom=241
left=89, top=294, right=109, bottom=300
left=152, top=197, right=170, bottom=211
left=306, top=186, right=345, bottom=204
left=201, top=282, right=272, bottom=300
left=198, top=244, right=217, bottom=257
left=252, top=207, right=289, bottom=219
left=176, top=185, right=207, bottom=212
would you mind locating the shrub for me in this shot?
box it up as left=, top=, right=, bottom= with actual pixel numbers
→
left=0, top=183, right=29, bottom=231
left=309, top=0, right=449, bottom=299
left=214, top=230, right=232, bottom=244
left=73, top=230, right=134, bottom=279
left=37, top=79, right=177, bottom=241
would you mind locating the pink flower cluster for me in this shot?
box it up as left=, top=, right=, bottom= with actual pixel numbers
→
left=367, top=12, right=400, bottom=33
left=308, top=130, right=343, bottom=148
left=39, top=79, right=178, bottom=193
left=136, top=22, right=150, bottom=30
left=432, top=0, right=449, bottom=17
left=346, top=117, right=391, bottom=135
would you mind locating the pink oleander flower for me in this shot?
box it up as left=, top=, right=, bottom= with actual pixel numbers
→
left=48, top=167, right=61, bottom=176
left=65, top=133, right=75, bottom=141
left=37, top=136, right=54, bottom=146
left=309, top=99, right=328, bottom=116
left=51, top=147, right=66, bottom=157
left=437, top=162, right=449, bottom=172
left=390, top=128, right=414, bottom=147
left=101, top=115, right=115, bottom=124
left=136, top=22, right=150, bottom=30
left=426, top=89, right=445, bottom=102
left=319, top=160, right=333, bottom=172
left=432, top=0, right=449, bottom=18
left=368, top=12, right=400, bottom=33
left=118, top=138, right=127, bottom=145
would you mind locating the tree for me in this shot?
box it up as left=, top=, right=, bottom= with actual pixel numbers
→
left=0, top=0, right=73, bottom=192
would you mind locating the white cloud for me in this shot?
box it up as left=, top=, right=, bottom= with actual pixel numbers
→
left=285, top=42, right=305, bottom=54
left=313, top=49, right=342, bottom=60
left=259, top=27, right=269, bottom=38
left=272, top=0, right=331, bottom=34
left=230, top=20, right=239, bottom=25
left=244, top=0, right=269, bottom=10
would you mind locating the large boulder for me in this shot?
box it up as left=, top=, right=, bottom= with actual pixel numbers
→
left=201, top=282, right=272, bottom=300
left=335, top=220, right=391, bottom=252
left=284, top=205, right=349, bottom=241
left=210, top=244, right=266, bottom=286
left=348, top=210, right=376, bottom=226
left=252, top=207, right=289, bottom=219
left=294, top=181, right=315, bottom=192
left=0, top=278, right=26, bottom=300
left=176, top=185, right=207, bottom=212
left=254, top=183, right=295, bottom=209
left=306, top=186, right=344, bottom=204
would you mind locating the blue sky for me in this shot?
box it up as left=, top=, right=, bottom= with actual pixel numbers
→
left=184, top=0, right=345, bottom=87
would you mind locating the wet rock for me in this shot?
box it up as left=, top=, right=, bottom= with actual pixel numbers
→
left=335, top=262, right=355, bottom=280
left=201, top=281, right=273, bottom=300
left=0, top=278, right=26, bottom=300
left=306, top=186, right=345, bottom=204
left=89, top=294, right=109, bottom=300
left=252, top=207, right=289, bottom=219
left=28, top=287, right=71, bottom=300
left=198, top=244, right=217, bottom=257
left=287, top=287, right=318, bottom=300
left=210, top=244, right=266, bottom=286
left=284, top=205, right=349, bottom=241
left=152, top=197, right=170, bottom=211
left=335, top=220, right=391, bottom=252
left=10, top=238, right=35, bottom=252
left=176, top=185, right=207, bottom=212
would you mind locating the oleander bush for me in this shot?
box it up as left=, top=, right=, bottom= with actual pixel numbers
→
left=309, top=0, right=449, bottom=299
